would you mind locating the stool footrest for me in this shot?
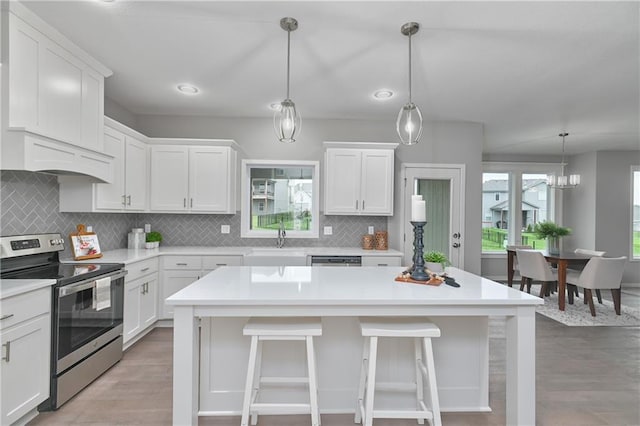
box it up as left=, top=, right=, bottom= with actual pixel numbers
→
left=250, top=402, right=311, bottom=414
left=259, top=376, right=309, bottom=384
left=372, top=409, right=434, bottom=420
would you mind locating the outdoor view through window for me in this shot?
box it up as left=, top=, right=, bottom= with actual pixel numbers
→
left=482, top=172, right=550, bottom=252
left=249, top=166, right=313, bottom=232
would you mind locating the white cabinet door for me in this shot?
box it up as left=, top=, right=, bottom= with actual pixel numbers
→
left=95, top=126, right=126, bottom=210
left=1, top=315, right=50, bottom=425
left=125, top=136, right=148, bottom=211
left=39, top=43, right=83, bottom=145
left=81, top=68, right=104, bottom=151
left=189, top=147, right=229, bottom=212
left=150, top=146, right=189, bottom=211
left=360, top=150, right=394, bottom=215
left=325, top=149, right=361, bottom=214
left=8, top=14, right=39, bottom=130
left=123, top=277, right=143, bottom=343
left=140, top=276, right=158, bottom=329
left=161, top=271, right=200, bottom=319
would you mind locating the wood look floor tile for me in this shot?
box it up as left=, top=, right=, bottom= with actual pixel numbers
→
left=27, top=307, right=640, bottom=426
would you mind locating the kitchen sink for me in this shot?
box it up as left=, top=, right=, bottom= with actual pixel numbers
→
left=244, top=248, right=308, bottom=266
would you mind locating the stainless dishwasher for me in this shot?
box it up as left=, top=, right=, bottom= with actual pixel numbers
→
left=310, top=255, right=362, bottom=267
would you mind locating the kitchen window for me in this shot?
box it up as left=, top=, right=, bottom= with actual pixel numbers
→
left=241, top=160, right=319, bottom=238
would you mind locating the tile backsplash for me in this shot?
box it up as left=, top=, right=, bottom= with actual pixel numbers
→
left=1, top=171, right=387, bottom=256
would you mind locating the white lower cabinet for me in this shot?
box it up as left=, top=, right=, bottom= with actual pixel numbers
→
left=123, top=258, right=159, bottom=346
left=1, top=287, right=51, bottom=425
left=160, top=255, right=243, bottom=319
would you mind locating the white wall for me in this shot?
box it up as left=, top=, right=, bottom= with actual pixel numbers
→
left=135, top=115, right=484, bottom=273
left=562, top=151, right=598, bottom=250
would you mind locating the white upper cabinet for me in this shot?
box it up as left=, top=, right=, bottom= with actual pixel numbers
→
left=2, top=3, right=113, bottom=182
left=149, top=142, right=237, bottom=214
left=324, top=142, right=397, bottom=216
left=59, top=118, right=148, bottom=212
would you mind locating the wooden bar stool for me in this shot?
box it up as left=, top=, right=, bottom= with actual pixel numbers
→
left=241, top=317, right=322, bottom=426
left=355, top=317, right=441, bottom=426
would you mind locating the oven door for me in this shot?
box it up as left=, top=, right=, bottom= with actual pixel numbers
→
left=54, top=270, right=126, bottom=373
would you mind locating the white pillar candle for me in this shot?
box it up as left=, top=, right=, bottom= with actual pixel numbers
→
left=411, top=199, right=426, bottom=222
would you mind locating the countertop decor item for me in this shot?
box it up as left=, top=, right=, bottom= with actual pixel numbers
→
left=362, top=234, right=374, bottom=250
left=70, top=224, right=102, bottom=260
left=424, top=250, right=449, bottom=273
left=410, top=221, right=429, bottom=281
left=145, top=231, right=162, bottom=249
left=374, top=231, right=388, bottom=250
left=533, top=221, right=571, bottom=255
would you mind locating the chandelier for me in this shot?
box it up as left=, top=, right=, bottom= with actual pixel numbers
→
left=547, top=132, right=580, bottom=189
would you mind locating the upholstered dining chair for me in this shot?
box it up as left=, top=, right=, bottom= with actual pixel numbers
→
left=565, top=256, right=627, bottom=316
left=570, top=249, right=607, bottom=304
left=515, top=249, right=558, bottom=297
left=507, top=245, right=532, bottom=278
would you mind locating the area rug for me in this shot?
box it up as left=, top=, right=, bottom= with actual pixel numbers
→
left=536, top=293, right=640, bottom=327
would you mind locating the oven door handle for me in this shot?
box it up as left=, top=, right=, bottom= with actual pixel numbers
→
left=58, top=270, right=127, bottom=297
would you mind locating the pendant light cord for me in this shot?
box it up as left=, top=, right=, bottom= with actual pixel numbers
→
left=408, top=31, right=412, bottom=104
left=286, top=28, right=291, bottom=100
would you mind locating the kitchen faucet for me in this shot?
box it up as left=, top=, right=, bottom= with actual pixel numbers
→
left=276, top=219, right=286, bottom=248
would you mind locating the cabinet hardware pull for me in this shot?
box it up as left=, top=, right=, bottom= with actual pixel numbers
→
left=2, top=341, right=10, bottom=362
left=362, top=200, right=365, bottom=210
left=0, top=314, right=14, bottom=321
left=140, top=267, right=150, bottom=272
left=122, top=195, right=127, bottom=206
left=190, top=198, right=193, bottom=208
left=216, top=263, right=227, bottom=266
left=176, top=263, right=188, bottom=266
left=127, top=195, right=132, bottom=206
left=355, top=200, right=358, bottom=210
left=378, top=263, right=388, bottom=266
left=184, top=198, right=187, bottom=208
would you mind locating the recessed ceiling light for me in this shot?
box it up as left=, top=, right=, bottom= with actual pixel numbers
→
left=177, top=84, right=199, bottom=95
left=373, top=90, right=393, bottom=99
left=269, top=102, right=282, bottom=111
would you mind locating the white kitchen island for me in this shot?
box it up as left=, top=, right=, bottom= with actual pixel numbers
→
left=166, top=266, right=542, bottom=426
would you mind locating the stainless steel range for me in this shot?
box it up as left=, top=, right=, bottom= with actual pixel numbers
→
left=0, top=233, right=126, bottom=410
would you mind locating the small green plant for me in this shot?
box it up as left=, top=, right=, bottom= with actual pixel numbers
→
left=533, top=221, right=571, bottom=239
left=423, top=251, right=449, bottom=267
left=146, top=231, right=163, bottom=243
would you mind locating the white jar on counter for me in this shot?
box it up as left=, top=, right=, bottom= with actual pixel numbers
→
left=127, top=228, right=145, bottom=249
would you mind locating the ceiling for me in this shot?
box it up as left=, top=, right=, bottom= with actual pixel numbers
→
left=22, top=1, right=640, bottom=155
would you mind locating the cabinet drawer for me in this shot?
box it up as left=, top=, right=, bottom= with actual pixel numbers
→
left=126, top=258, right=159, bottom=282
left=361, top=256, right=402, bottom=267
left=202, top=255, right=243, bottom=270
left=161, top=255, right=202, bottom=270
left=0, top=287, right=51, bottom=331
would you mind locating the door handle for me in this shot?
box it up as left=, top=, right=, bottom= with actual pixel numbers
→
left=452, top=242, right=461, bottom=248
left=2, top=341, right=10, bottom=362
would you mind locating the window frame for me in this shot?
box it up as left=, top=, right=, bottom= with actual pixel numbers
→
left=632, top=165, right=640, bottom=260
left=482, top=162, right=563, bottom=256
left=240, top=159, right=320, bottom=239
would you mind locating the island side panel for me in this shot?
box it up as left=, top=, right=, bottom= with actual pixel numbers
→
left=505, top=306, right=536, bottom=426
left=173, top=306, right=199, bottom=426
left=199, top=316, right=489, bottom=413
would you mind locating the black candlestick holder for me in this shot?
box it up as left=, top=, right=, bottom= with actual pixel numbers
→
left=410, top=221, right=429, bottom=281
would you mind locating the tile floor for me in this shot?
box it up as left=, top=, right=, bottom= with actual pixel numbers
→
left=29, top=289, right=640, bottom=426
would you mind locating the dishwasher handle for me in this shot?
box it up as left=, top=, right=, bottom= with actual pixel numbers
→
left=310, top=256, right=362, bottom=266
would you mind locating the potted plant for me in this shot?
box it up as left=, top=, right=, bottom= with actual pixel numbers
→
left=145, top=231, right=162, bottom=249
left=423, top=251, right=449, bottom=273
left=533, top=221, right=571, bottom=254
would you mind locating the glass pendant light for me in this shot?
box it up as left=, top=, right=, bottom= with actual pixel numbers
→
left=547, top=132, right=581, bottom=189
left=397, top=22, right=423, bottom=145
left=274, top=17, right=301, bottom=144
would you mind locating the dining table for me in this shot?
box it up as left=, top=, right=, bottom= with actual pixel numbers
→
left=506, top=248, right=591, bottom=311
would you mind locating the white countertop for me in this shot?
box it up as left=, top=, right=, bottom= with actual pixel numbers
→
left=63, top=246, right=403, bottom=265
left=0, top=279, right=56, bottom=300
left=166, top=266, right=542, bottom=307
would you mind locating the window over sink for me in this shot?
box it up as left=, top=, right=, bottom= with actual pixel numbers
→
left=241, top=160, right=319, bottom=239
